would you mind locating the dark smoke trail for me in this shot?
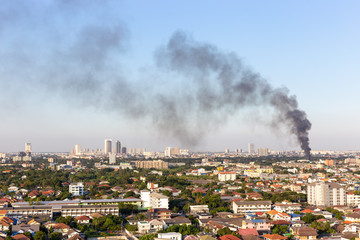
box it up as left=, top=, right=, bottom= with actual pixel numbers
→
left=154, top=31, right=311, bottom=157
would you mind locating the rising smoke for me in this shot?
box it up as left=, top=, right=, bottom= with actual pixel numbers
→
left=45, top=28, right=311, bottom=157
left=154, top=31, right=312, bottom=158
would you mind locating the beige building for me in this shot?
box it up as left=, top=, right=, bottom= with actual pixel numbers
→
left=307, top=182, right=346, bottom=206
left=134, top=160, right=168, bottom=169
left=232, top=200, right=272, bottom=213
left=218, top=172, right=236, bottom=181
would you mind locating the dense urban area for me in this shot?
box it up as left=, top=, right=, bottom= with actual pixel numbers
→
left=1, top=142, right=360, bottom=240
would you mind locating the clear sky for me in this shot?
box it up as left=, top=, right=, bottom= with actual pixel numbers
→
left=0, top=0, right=359, bottom=153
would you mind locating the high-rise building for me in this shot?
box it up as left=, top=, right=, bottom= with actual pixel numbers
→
left=248, top=143, right=255, bottom=155
left=115, top=141, right=121, bottom=154
left=258, top=148, right=269, bottom=156
left=121, top=147, right=127, bottom=154
left=25, top=143, right=32, bottom=153
left=104, top=139, right=112, bottom=154
left=74, top=144, right=81, bottom=155
left=164, top=147, right=171, bottom=157
left=307, top=182, right=346, bottom=206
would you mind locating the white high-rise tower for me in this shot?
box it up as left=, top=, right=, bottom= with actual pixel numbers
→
left=104, top=139, right=112, bottom=154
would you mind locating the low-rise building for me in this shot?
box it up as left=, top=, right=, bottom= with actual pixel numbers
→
left=218, top=172, right=237, bottom=181
left=232, top=201, right=272, bottom=214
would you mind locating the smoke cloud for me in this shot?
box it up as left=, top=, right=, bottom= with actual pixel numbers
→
left=152, top=31, right=312, bottom=157
left=45, top=28, right=311, bottom=156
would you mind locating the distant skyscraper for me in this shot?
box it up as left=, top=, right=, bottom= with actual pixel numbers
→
left=25, top=143, right=31, bottom=153
left=258, top=148, right=269, bottom=156
left=115, top=141, right=121, bottom=154
left=225, top=148, right=230, bottom=153
left=74, top=144, right=81, bottom=155
left=104, top=139, right=112, bottom=154
left=248, top=143, right=255, bottom=155
left=121, top=147, right=127, bottom=154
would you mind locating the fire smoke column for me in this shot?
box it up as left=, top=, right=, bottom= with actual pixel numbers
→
left=155, top=31, right=311, bottom=157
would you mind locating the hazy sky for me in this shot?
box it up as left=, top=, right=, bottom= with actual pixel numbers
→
left=0, top=0, right=359, bottom=153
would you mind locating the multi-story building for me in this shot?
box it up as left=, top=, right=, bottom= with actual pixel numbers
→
left=61, top=204, right=119, bottom=217
left=115, top=141, right=121, bottom=154
left=218, top=172, right=236, bottom=181
left=104, top=139, right=112, bottom=154
left=232, top=201, right=272, bottom=213
left=307, top=182, right=346, bottom=206
left=134, top=160, right=168, bottom=169
left=149, top=192, right=169, bottom=209
left=273, top=201, right=301, bottom=213
left=347, top=193, right=360, bottom=207
left=69, top=182, right=84, bottom=196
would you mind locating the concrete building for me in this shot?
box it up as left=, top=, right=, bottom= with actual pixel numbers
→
left=141, top=190, right=151, bottom=208
left=258, top=148, right=269, bottom=156
left=218, top=172, right=237, bottom=181
left=69, top=182, right=84, bottom=196
left=232, top=200, right=272, bottom=213
left=104, top=139, right=112, bottom=154
left=307, top=182, right=346, bottom=206
left=109, top=153, right=116, bottom=164
left=150, top=192, right=169, bottom=209
left=25, top=143, right=32, bottom=153
left=74, top=144, right=81, bottom=155
left=115, top=141, right=121, bottom=154
left=248, top=143, right=255, bottom=155
left=157, top=232, right=182, bottom=240
left=121, top=147, right=127, bottom=154
left=347, top=193, right=360, bottom=207
left=134, top=160, right=168, bottom=169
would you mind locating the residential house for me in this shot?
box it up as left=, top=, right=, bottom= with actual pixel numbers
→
left=262, top=234, right=287, bottom=240
left=345, top=213, right=360, bottom=223
left=75, top=216, right=90, bottom=224
left=219, top=235, right=241, bottom=240
left=292, top=226, right=318, bottom=240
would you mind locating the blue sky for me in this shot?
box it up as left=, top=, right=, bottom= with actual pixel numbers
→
left=0, top=0, right=359, bottom=152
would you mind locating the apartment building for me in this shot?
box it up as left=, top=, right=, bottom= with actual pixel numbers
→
left=347, top=193, right=360, bottom=207
left=149, top=192, right=169, bottom=209
left=134, top=160, right=168, bottom=169
left=232, top=201, right=272, bottom=213
left=307, top=182, right=346, bottom=206
left=218, top=172, right=236, bottom=181
left=69, top=182, right=84, bottom=196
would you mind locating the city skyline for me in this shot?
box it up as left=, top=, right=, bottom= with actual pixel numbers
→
left=1, top=1, right=360, bottom=152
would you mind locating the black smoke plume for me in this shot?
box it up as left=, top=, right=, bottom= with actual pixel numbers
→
left=154, top=31, right=312, bottom=157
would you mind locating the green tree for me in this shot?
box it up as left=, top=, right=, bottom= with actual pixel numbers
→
left=139, top=234, right=156, bottom=240
left=49, top=232, right=63, bottom=240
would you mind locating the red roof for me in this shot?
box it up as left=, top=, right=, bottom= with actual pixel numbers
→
left=238, top=228, right=259, bottom=236
left=263, top=234, right=287, bottom=240
left=75, top=215, right=90, bottom=221
left=219, top=235, right=241, bottom=240
left=301, top=209, right=315, bottom=213
left=53, top=223, right=70, bottom=229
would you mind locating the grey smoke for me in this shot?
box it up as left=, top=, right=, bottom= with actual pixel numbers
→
left=153, top=31, right=311, bottom=157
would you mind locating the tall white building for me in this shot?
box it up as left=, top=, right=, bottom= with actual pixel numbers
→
left=307, top=182, right=346, bottom=206
left=141, top=191, right=169, bottom=209
left=69, top=182, right=84, bottom=196
left=74, top=144, right=81, bottom=155
left=248, top=143, right=255, bottom=155
left=104, top=139, right=112, bottom=154
left=25, top=143, right=32, bottom=153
